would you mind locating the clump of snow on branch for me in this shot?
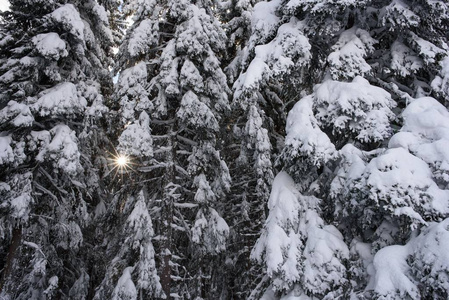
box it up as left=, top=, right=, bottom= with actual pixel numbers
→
left=175, top=5, right=226, bottom=57
left=284, top=0, right=368, bottom=14
left=234, top=18, right=311, bottom=100
left=35, top=125, right=82, bottom=175
left=245, top=105, right=274, bottom=197
left=390, top=41, right=423, bottom=77
left=390, top=96, right=449, bottom=186
left=282, top=95, right=336, bottom=168
left=330, top=144, right=367, bottom=201
left=368, top=218, right=449, bottom=299
left=432, top=56, right=449, bottom=100
left=177, top=91, right=219, bottom=131
left=314, top=76, right=396, bottom=143
left=117, top=62, right=152, bottom=123
left=339, top=96, right=449, bottom=230
left=125, top=191, right=162, bottom=297
left=410, top=32, right=445, bottom=65
left=30, top=82, right=87, bottom=117
left=32, top=33, right=68, bottom=60
left=180, top=59, right=204, bottom=93
left=0, top=136, right=16, bottom=165
left=111, top=267, right=137, bottom=300
left=328, top=27, right=377, bottom=79
left=49, top=4, right=85, bottom=41
left=0, top=135, right=26, bottom=167
left=0, top=172, right=33, bottom=226
left=381, top=0, right=420, bottom=28
left=0, top=101, right=34, bottom=127
left=118, top=112, right=153, bottom=158
left=356, top=147, right=448, bottom=228
left=191, top=206, right=230, bottom=254
left=128, top=19, right=159, bottom=58
left=249, top=0, right=281, bottom=46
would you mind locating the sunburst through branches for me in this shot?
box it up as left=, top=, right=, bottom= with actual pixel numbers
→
left=105, top=151, right=136, bottom=180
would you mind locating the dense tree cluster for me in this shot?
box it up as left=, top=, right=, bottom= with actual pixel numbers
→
left=0, top=0, right=448, bottom=299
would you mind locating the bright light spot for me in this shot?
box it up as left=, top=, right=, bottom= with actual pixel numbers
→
left=105, top=152, right=135, bottom=178
left=116, top=155, right=128, bottom=167
left=112, top=154, right=132, bottom=174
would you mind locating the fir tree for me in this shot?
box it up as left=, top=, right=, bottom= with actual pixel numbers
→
left=0, top=0, right=113, bottom=297
left=97, top=0, right=232, bottom=298
left=224, top=0, right=313, bottom=296
left=251, top=0, right=449, bottom=299
left=94, top=190, right=163, bottom=300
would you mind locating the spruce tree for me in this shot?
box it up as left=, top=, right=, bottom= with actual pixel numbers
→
left=222, top=0, right=314, bottom=296
left=96, top=0, right=232, bottom=298
left=0, top=0, right=113, bottom=298
left=250, top=0, right=449, bottom=299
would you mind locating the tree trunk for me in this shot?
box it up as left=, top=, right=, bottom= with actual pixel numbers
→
left=160, top=127, right=177, bottom=299
left=0, top=226, right=22, bottom=293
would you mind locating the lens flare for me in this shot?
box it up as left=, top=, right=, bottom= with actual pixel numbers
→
left=115, top=155, right=128, bottom=167
left=104, top=152, right=135, bottom=179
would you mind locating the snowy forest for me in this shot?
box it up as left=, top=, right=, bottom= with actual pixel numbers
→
left=0, top=0, right=448, bottom=299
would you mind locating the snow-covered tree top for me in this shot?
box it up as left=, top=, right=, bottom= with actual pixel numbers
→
left=234, top=17, right=311, bottom=101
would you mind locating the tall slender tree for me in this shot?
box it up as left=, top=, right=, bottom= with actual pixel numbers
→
left=96, top=0, right=232, bottom=298
left=222, top=0, right=314, bottom=296
left=0, top=0, right=113, bottom=298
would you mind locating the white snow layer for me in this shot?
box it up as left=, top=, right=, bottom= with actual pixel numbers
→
left=0, top=100, right=34, bottom=127
left=253, top=172, right=348, bottom=293
left=128, top=19, right=159, bottom=58
left=328, top=27, right=376, bottom=79
left=314, top=76, right=395, bottom=143
left=285, top=0, right=368, bottom=13
left=118, top=112, right=153, bottom=158
left=112, top=267, right=138, bottom=300
left=390, top=96, right=449, bottom=182
left=191, top=206, right=230, bottom=254
left=34, top=125, right=81, bottom=175
left=0, top=135, right=14, bottom=165
left=50, top=4, right=85, bottom=41
left=382, top=0, right=420, bottom=28
left=432, top=55, right=449, bottom=98
left=234, top=18, right=311, bottom=99
left=32, top=32, right=68, bottom=60
left=284, top=95, right=336, bottom=166
left=252, top=171, right=301, bottom=278
left=117, top=62, right=152, bottom=122
left=126, top=191, right=155, bottom=243
left=368, top=218, right=449, bottom=298
left=177, top=91, right=219, bottom=131
left=390, top=41, right=423, bottom=77
left=283, top=76, right=395, bottom=169
left=251, top=0, right=281, bottom=42
left=31, top=82, right=87, bottom=117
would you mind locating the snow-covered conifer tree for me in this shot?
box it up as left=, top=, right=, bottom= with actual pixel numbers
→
left=98, top=0, right=232, bottom=298
left=95, top=190, right=163, bottom=300
left=0, top=0, right=113, bottom=297
left=252, top=172, right=349, bottom=299
left=223, top=1, right=313, bottom=296
left=251, top=0, right=449, bottom=298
